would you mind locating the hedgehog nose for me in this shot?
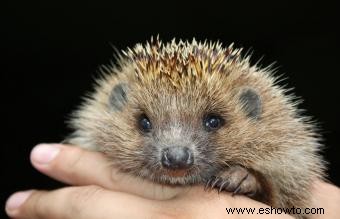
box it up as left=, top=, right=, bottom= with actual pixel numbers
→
left=161, top=147, right=193, bottom=170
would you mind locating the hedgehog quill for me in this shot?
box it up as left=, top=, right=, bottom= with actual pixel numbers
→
left=66, top=38, right=325, bottom=219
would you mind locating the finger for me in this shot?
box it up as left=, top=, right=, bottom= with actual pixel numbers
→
left=30, top=143, right=184, bottom=200
left=178, top=186, right=294, bottom=219
left=30, top=144, right=115, bottom=189
left=6, top=186, right=179, bottom=219
left=309, top=180, right=340, bottom=219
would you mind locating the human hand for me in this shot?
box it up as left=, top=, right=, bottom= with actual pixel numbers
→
left=5, top=144, right=338, bottom=218
left=308, top=180, right=340, bottom=219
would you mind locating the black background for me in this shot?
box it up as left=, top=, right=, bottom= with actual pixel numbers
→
left=2, top=1, right=339, bottom=216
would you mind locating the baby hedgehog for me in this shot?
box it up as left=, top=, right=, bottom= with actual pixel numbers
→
left=67, top=38, right=325, bottom=218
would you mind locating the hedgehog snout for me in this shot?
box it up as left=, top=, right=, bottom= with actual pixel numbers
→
left=161, top=146, right=194, bottom=170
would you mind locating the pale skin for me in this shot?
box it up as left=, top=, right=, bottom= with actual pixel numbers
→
left=5, top=144, right=340, bottom=219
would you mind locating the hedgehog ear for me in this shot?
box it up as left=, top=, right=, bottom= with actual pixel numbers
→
left=239, top=88, right=262, bottom=120
left=109, top=83, right=129, bottom=111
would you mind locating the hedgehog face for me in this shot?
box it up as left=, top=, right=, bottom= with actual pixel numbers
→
left=103, top=78, right=225, bottom=184
left=71, top=39, right=304, bottom=185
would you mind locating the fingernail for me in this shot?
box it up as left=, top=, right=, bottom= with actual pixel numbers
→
left=6, top=191, right=32, bottom=211
left=31, top=144, right=60, bottom=164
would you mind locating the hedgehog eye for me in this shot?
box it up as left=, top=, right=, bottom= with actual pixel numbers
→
left=138, top=114, right=152, bottom=132
left=203, top=114, right=224, bottom=131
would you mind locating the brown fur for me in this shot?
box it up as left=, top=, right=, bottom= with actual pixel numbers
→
left=67, top=38, right=325, bottom=218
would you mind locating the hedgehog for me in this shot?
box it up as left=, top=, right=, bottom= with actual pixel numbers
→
left=66, top=37, right=325, bottom=218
